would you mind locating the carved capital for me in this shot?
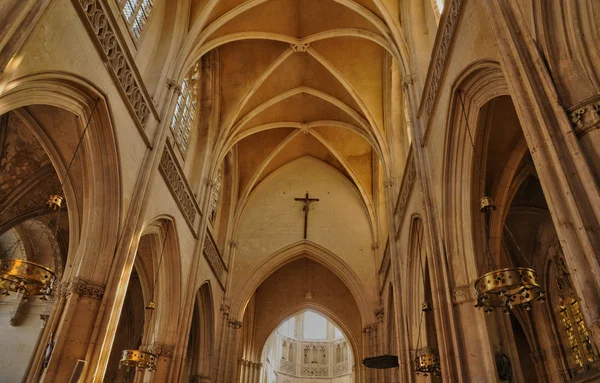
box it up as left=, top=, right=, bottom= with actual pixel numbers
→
left=228, top=240, right=238, bottom=248
left=362, top=323, right=378, bottom=333
left=166, top=79, right=182, bottom=94
left=371, top=242, right=380, bottom=251
left=229, top=319, right=243, bottom=329
left=451, top=284, right=477, bottom=305
left=401, top=74, right=416, bottom=91
left=220, top=297, right=231, bottom=314
left=60, top=278, right=105, bottom=299
left=568, top=98, right=600, bottom=136
left=383, top=178, right=394, bottom=188
left=141, top=342, right=175, bottom=358
left=204, top=177, right=215, bottom=187
left=290, top=43, right=310, bottom=52
left=374, top=307, right=384, bottom=322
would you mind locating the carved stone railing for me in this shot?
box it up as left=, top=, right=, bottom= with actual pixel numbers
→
left=159, top=142, right=201, bottom=235
left=394, top=150, right=416, bottom=237
left=279, top=359, right=295, bottom=375
left=334, top=361, right=349, bottom=376
left=379, top=239, right=390, bottom=294
left=203, top=230, right=227, bottom=290
left=300, top=365, right=328, bottom=377
left=72, top=0, right=158, bottom=146
left=419, top=0, right=464, bottom=128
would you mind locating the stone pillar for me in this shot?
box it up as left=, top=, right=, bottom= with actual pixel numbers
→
left=40, top=278, right=105, bottom=382
left=482, top=0, right=600, bottom=346
left=140, top=342, right=175, bottom=382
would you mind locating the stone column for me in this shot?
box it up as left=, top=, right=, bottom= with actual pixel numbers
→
left=141, top=342, right=175, bottom=382
left=482, top=0, right=600, bottom=345
left=40, top=278, right=105, bottom=382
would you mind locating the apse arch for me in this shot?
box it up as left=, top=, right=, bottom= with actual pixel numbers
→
left=257, top=304, right=359, bottom=369
left=231, top=241, right=372, bottom=326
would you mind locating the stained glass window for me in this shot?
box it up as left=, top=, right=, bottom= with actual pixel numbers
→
left=170, top=64, right=199, bottom=153
left=117, top=0, right=155, bottom=40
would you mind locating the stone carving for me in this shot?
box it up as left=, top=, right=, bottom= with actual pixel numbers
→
left=203, top=231, right=227, bottom=289
left=374, top=307, right=384, bottom=322
left=229, top=319, right=243, bottom=329
left=300, top=366, right=328, bottom=377
left=75, top=0, right=152, bottom=126
left=568, top=97, right=600, bottom=135
left=141, top=342, right=175, bottom=358
left=383, top=178, right=394, bottom=188
left=280, top=359, right=295, bottom=374
left=60, top=277, right=104, bottom=299
left=166, top=78, right=181, bottom=94
left=424, top=0, right=462, bottom=114
left=451, top=283, right=477, bottom=304
left=395, top=154, right=416, bottom=231
left=159, top=143, right=199, bottom=233
left=291, top=43, right=310, bottom=52
left=334, top=361, right=349, bottom=376
left=362, top=323, right=378, bottom=333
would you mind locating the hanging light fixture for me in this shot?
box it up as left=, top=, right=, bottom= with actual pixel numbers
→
left=119, top=224, right=170, bottom=373
left=413, top=226, right=441, bottom=377
left=0, top=99, right=101, bottom=298
left=454, top=90, right=546, bottom=314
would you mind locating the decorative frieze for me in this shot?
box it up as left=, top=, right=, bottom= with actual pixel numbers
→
left=74, top=0, right=155, bottom=130
left=60, top=277, right=104, bottom=299
left=203, top=230, right=227, bottom=290
left=159, top=143, right=201, bottom=235
left=422, top=0, right=463, bottom=114
left=568, top=97, right=600, bottom=136
left=395, top=153, right=417, bottom=235
left=451, top=283, right=477, bottom=305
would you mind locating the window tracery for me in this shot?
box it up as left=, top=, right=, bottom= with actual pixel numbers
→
left=170, top=63, right=199, bottom=154
left=116, top=0, right=155, bottom=40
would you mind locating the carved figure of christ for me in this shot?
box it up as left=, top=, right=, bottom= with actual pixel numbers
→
left=294, top=192, right=320, bottom=239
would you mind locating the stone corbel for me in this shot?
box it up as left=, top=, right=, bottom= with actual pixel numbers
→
left=401, top=74, right=416, bottom=91
left=383, top=178, right=394, bottom=188
left=227, top=240, right=237, bottom=248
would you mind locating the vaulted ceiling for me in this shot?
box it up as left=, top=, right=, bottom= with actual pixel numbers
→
left=183, top=0, right=401, bottom=223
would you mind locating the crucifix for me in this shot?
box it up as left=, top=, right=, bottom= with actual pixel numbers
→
left=294, top=192, right=319, bottom=239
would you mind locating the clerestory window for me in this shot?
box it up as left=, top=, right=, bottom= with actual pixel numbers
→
left=116, top=0, right=155, bottom=40
left=170, top=63, right=199, bottom=154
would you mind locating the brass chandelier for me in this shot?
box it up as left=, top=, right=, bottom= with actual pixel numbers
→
left=455, top=90, right=545, bottom=314
left=414, top=226, right=441, bottom=377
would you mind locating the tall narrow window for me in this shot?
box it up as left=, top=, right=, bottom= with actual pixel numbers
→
left=551, top=252, right=597, bottom=371
left=116, top=0, right=155, bottom=40
left=209, top=167, right=222, bottom=223
left=171, top=63, right=199, bottom=153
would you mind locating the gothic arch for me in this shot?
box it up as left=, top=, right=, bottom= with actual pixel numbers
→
left=256, top=303, right=360, bottom=368
left=0, top=70, right=121, bottom=282
left=441, top=61, right=509, bottom=287
left=231, top=241, right=373, bottom=325
left=185, top=281, right=215, bottom=381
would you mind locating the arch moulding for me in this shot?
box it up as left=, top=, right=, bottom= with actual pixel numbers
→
left=231, top=240, right=373, bottom=325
